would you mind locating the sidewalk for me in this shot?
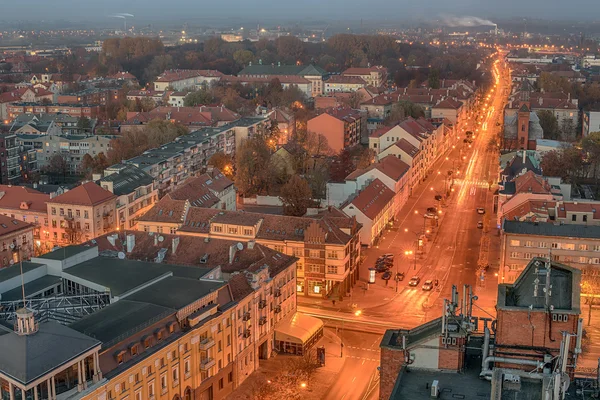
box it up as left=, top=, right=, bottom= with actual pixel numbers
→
left=225, top=329, right=346, bottom=400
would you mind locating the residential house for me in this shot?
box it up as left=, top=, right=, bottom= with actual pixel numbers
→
left=431, top=98, right=464, bottom=125
left=9, top=113, right=96, bottom=136
left=126, top=89, right=168, bottom=104
left=168, top=91, right=188, bottom=107
left=7, top=103, right=100, bottom=120
left=0, top=214, right=35, bottom=266
left=122, top=105, right=240, bottom=132
left=307, top=108, right=365, bottom=153
left=0, top=87, right=54, bottom=120
left=46, top=182, right=117, bottom=244
left=96, top=164, right=158, bottom=230
left=341, top=179, right=395, bottom=246
left=267, top=108, right=295, bottom=146
left=0, top=185, right=49, bottom=249
left=582, top=109, right=600, bottom=137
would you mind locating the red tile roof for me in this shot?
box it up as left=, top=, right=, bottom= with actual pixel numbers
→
left=110, top=71, right=137, bottom=80
left=345, top=179, right=394, bottom=220
left=326, top=75, right=367, bottom=85
left=237, top=75, right=310, bottom=85
left=0, top=185, right=49, bottom=214
left=322, top=107, right=362, bottom=122
left=433, top=98, right=463, bottom=110
left=513, top=171, right=552, bottom=195
left=49, top=182, right=116, bottom=206
left=393, top=138, right=420, bottom=157
left=155, top=69, right=223, bottom=83
left=346, top=154, right=410, bottom=181
left=0, top=214, right=34, bottom=236
left=342, top=66, right=386, bottom=75
left=369, top=126, right=394, bottom=138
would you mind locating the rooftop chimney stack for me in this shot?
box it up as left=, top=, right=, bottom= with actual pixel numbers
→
left=126, top=234, right=135, bottom=253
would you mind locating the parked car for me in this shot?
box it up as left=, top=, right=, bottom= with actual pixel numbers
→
left=382, top=271, right=392, bottom=280
left=376, top=258, right=394, bottom=266
left=424, top=212, right=439, bottom=219
left=477, top=221, right=484, bottom=229
left=376, top=264, right=390, bottom=273
left=408, top=276, right=421, bottom=286
left=380, top=253, right=394, bottom=259
left=395, top=272, right=405, bottom=281
left=426, top=207, right=438, bottom=214
left=477, top=207, right=486, bottom=214
left=422, top=280, right=434, bottom=291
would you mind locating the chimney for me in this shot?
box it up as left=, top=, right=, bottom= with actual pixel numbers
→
left=229, top=244, right=237, bottom=264
left=248, top=240, right=255, bottom=250
left=126, top=234, right=135, bottom=253
left=154, top=233, right=158, bottom=246
left=522, top=150, right=526, bottom=164
left=172, top=237, right=180, bottom=254
left=539, top=97, right=543, bottom=106
left=107, top=233, right=118, bottom=247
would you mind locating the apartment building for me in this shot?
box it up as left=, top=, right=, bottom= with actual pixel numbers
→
left=7, top=102, right=101, bottom=119
left=0, top=233, right=302, bottom=400
left=500, top=220, right=600, bottom=283
left=126, top=117, right=267, bottom=196
left=582, top=109, right=600, bottom=137
left=138, top=207, right=361, bottom=299
left=0, top=214, right=35, bottom=266
left=122, top=106, right=241, bottom=133
left=58, top=87, right=125, bottom=107
left=46, top=182, right=117, bottom=244
left=0, top=133, right=31, bottom=184
left=235, top=75, right=313, bottom=98
left=431, top=98, right=464, bottom=125
left=0, top=185, right=49, bottom=249
left=9, top=113, right=97, bottom=135
left=96, top=164, right=158, bottom=230
left=307, top=108, right=365, bottom=153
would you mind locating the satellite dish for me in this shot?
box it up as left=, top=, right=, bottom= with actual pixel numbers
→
left=9, top=260, right=14, bottom=265
left=9, top=243, right=15, bottom=249
left=237, top=242, right=243, bottom=251
left=118, top=252, right=126, bottom=260
left=158, top=236, right=164, bottom=242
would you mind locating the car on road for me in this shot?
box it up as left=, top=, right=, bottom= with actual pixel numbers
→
left=424, top=212, right=439, bottom=219
left=376, top=264, right=391, bottom=273
left=477, top=207, right=486, bottom=214
left=382, top=271, right=392, bottom=280
left=422, top=280, right=434, bottom=291
left=408, top=276, right=421, bottom=286
left=376, top=258, right=394, bottom=266
left=477, top=221, right=484, bottom=229
left=426, top=207, right=437, bottom=214
left=395, top=272, right=405, bottom=281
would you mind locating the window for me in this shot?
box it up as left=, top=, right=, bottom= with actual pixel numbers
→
left=580, top=244, right=589, bottom=251
left=135, top=389, right=142, bottom=400
left=563, top=243, right=575, bottom=250
left=510, top=240, right=520, bottom=247
left=510, top=252, right=520, bottom=259
left=551, top=242, right=560, bottom=249
left=583, top=215, right=588, bottom=222
left=228, top=227, right=238, bottom=234
left=594, top=245, right=600, bottom=252
left=84, top=210, right=89, bottom=219
left=135, top=373, right=141, bottom=383
left=59, top=208, right=64, bottom=216
left=297, top=262, right=303, bottom=271
left=172, top=367, right=179, bottom=384
left=579, top=257, right=588, bottom=264
left=218, top=340, right=222, bottom=352
left=309, top=264, right=321, bottom=273
left=51, top=207, right=56, bottom=215
left=525, top=241, right=533, bottom=247
left=227, top=334, right=231, bottom=346
left=327, top=251, right=339, bottom=259
left=51, top=220, right=57, bottom=228
left=219, top=378, right=224, bottom=390
left=228, top=371, right=233, bottom=383
left=327, top=265, right=338, bottom=274
left=160, top=373, right=167, bottom=392
left=539, top=242, right=548, bottom=248
left=117, top=352, right=124, bottom=364
left=144, top=337, right=151, bottom=348
left=76, top=210, right=80, bottom=217
left=244, top=229, right=253, bottom=236
left=213, top=225, right=223, bottom=233
left=131, top=344, right=139, bottom=357
left=184, top=359, right=191, bottom=376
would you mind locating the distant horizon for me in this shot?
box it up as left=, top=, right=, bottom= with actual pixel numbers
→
left=0, top=0, right=599, bottom=25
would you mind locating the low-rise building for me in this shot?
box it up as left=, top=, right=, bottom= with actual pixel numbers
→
left=46, top=182, right=117, bottom=245
left=237, top=64, right=327, bottom=97
left=7, top=102, right=101, bottom=119
left=341, top=66, right=387, bottom=89
left=0, top=185, right=49, bottom=250
left=307, top=108, right=365, bottom=153
left=96, top=164, right=158, bottom=230
left=154, top=69, right=224, bottom=91
left=0, top=214, right=35, bottom=266
left=138, top=207, right=361, bottom=299
left=582, top=109, right=600, bottom=137
left=324, top=75, right=367, bottom=93
left=122, top=105, right=241, bottom=132
left=9, top=113, right=96, bottom=135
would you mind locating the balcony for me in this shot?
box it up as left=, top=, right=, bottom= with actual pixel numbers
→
left=258, top=300, right=267, bottom=309
left=274, top=305, right=281, bottom=314
left=242, top=330, right=251, bottom=339
left=273, top=289, right=281, bottom=298
left=199, top=337, right=215, bottom=351
left=259, top=316, right=267, bottom=326
left=242, top=312, right=251, bottom=321
left=200, top=357, right=216, bottom=370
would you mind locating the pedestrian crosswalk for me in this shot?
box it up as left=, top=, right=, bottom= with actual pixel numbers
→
left=346, top=346, right=380, bottom=352
left=347, top=356, right=379, bottom=362
left=453, top=178, right=490, bottom=188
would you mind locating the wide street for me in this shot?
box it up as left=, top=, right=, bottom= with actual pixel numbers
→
left=300, top=54, right=509, bottom=400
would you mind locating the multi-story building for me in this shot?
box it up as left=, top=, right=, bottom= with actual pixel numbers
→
left=6, top=102, right=101, bottom=119
left=17, top=133, right=116, bottom=174
left=237, top=64, right=327, bottom=97
left=154, top=69, right=224, bottom=91
left=307, top=108, right=365, bottom=153
left=431, top=98, right=464, bottom=125
left=122, top=105, right=240, bottom=133
left=96, top=164, right=158, bottom=230
left=500, top=220, right=600, bottom=283
left=0, top=87, right=54, bottom=120
left=46, top=182, right=117, bottom=244
left=0, top=232, right=308, bottom=400
left=341, top=66, right=387, bottom=88
left=235, top=75, right=314, bottom=98
left=9, top=113, right=97, bottom=135
left=0, top=185, right=50, bottom=250
left=126, top=117, right=267, bottom=196
left=324, top=75, right=367, bottom=93
left=138, top=207, right=361, bottom=299
left=582, top=109, right=600, bottom=137
left=0, top=134, right=26, bottom=184
left=0, top=214, right=35, bottom=266
left=57, top=87, right=125, bottom=107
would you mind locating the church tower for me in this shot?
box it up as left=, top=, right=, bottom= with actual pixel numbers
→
left=517, top=103, right=531, bottom=150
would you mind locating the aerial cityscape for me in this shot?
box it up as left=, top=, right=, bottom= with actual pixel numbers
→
left=0, top=2, right=600, bottom=400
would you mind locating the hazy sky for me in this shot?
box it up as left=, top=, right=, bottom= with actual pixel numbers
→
left=2, top=0, right=599, bottom=23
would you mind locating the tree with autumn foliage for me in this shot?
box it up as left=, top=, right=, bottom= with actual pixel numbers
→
left=279, top=175, right=314, bottom=216
left=208, top=152, right=234, bottom=179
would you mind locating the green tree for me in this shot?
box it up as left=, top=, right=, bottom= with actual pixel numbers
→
left=581, top=131, right=600, bottom=190
left=80, top=154, right=95, bottom=178
left=233, top=49, right=255, bottom=66
left=184, top=90, right=214, bottom=107
left=45, top=154, right=68, bottom=180
left=560, top=118, right=576, bottom=142
left=208, top=152, right=234, bottom=178
left=428, top=68, right=440, bottom=89
left=386, top=100, right=425, bottom=124
left=77, top=116, right=92, bottom=131
left=234, top=137, right=272, bottom=196
left=536, top=110, right=560, bottom=140
left=279, top=175, right=314, bottom=216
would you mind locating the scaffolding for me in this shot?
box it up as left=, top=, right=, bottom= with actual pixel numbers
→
left=0, top=292, right=110, bottom=325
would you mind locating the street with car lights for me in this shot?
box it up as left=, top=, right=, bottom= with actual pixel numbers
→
left=298, top=54, right=509, bottom=400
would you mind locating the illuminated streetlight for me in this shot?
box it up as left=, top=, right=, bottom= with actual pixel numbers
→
left=354, top=310, right=362, bottom=317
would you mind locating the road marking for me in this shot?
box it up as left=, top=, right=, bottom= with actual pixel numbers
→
left=352, top=376, right=357, bottom=383
left=362, top=360, right=366, bottom=365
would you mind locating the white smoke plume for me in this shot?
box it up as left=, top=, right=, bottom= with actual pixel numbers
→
left=440, top=15, right=495, bottom=27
